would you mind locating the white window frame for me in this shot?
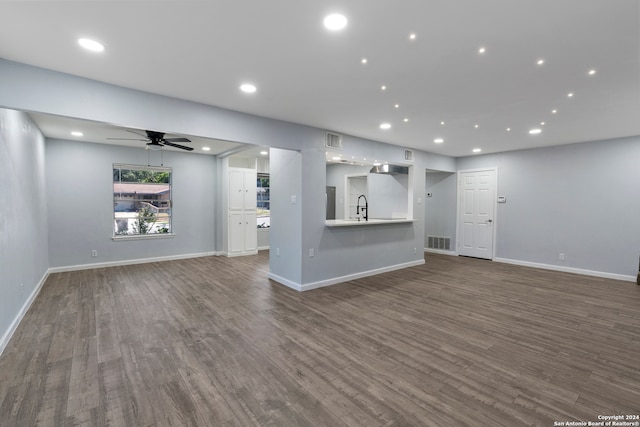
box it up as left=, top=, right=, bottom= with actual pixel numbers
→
left=112, top=163, right=175, bottom=241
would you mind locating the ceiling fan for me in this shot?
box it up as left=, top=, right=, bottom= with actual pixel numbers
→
left=107, top=129, right=193, bottom=151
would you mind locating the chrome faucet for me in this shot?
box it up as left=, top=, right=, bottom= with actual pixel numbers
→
left=356, top=194, right=368, bottom=221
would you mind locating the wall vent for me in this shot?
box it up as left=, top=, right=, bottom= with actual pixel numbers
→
left=325, top=132, right=343, bottom=149
left=427, top=236, right=451, bottom=251
left=404, top=149, right=415, bottom=162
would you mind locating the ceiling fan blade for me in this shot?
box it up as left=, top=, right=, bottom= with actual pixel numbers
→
left=164, top=137, right=191, bottom=143
left=126, top=129, right=149, bottom=138
left=162, top=141, right=194, bottom=151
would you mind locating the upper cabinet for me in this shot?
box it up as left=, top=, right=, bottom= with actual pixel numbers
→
left=229, top=168, right=257, bottom=211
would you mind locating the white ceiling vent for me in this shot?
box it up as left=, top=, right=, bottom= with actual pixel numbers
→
left=404, top=149, right=415, bottom=162
left=325, top=132, right=343, bottom=149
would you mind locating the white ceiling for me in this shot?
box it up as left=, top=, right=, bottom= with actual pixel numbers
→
left=28, top=112, right=245, bottom=155
left=1, top=0, right=639, bottom=157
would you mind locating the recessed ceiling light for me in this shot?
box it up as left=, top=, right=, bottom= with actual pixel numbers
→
left=332, top=156, right=341, bottom=161
left=403, top=118, right=409, bottom=122
left=373, top=162, right=381, bottom=166
left=240, top=83, right=257, bottom=93
left=361, top=58, right=368, bottom=64
left=506, top=128, right=511, bottom=131
left=71, top=131, right=83, bottom=137
left=394, top=104, right=399, bottom=109
left=379, top=123, right=391, bottom=130
left=588, top=69, right=596, bottom=75
left=537, top=59, right=545, bottom=65
left=434, top=138, right=444, bottom=144
left=552, top=109, right=558, bottom=114
left=323, top=13, right=348, bottom=31
left=540, top=122, right=545, bottom=126
left=381, top=85, right=387, bottom=91
left=260, top=150, right=268, bottom=155
left=567, top=92, right=574, bottom=97
left=409, top=33, right=417, bottom=40
left=529, top=128, right=542, bottom=134
left=440, top=121, right=445, bottom=126
left=202, top=147, right=211, bottom=151
left=478, top=47, right=486, bottom=54
left=474, top=124, right=479, bottom=128
left=472, top=148, right=482, bottom=153
left=78, top=38, right=105, bottom=52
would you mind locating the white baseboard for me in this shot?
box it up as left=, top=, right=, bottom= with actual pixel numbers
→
left=269, top=259, right=426, bottom=292
left=0, top=270, right=49, bottom=357
left=223, top=250, right=258, bottom=258
left=424, top=248, right=458, bottom=256
left=494, top=257, right=636, bottom=282
left=257, top=246, right=270, bottom=251
left=267, top=273, right=302, bottom=291
left=48, top=251, right=220, bottom=273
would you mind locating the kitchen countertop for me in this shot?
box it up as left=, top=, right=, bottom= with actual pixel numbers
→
left=325, top=218, right=414, bottom=227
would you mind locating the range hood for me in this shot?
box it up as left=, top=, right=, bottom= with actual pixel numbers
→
left=369, top=164, right=409, bottom=175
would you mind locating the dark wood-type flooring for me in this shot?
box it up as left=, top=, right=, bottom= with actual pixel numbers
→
left=1, top=252, right=639, bottom=426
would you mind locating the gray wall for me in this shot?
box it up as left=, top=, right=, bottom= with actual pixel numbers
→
left=425, top=171, right=457, bottom=246
left=456, top=136, right=640, bottom=277
left=46, top=139, right=217, bottom=267
left=0, top=109, right=49, bottom=350
left=1, top=59, right=432, bottom=290
left=368, top=173, right=409, bottom=219
left=269, top=148, right=303, bottom=284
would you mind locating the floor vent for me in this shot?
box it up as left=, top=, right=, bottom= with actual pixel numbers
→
left=427, top=236, right=451, bottom=251
left=325, top=132, right=343, bottom=149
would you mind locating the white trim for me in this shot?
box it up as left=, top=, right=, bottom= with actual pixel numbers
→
left=112, top=233, right=175, bottom=241
left=0, top=270, right=49, bottom=356
left=424, top=248, right=458, bottom=256
left=494, top=257, right=636, bottom=283
left=269, top=259, right=425, bottom=292
left=257, top=246, right=270, bottom=251
left=267, top=273, right=302, bottom=291
left=48, top=251, right=219, bottom=273
left=224, top=250, right=259, bottom=258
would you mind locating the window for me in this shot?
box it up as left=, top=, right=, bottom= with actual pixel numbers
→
left=113, top=164, right=172, bottom=237
left=257, top=173, right=270, bottom=228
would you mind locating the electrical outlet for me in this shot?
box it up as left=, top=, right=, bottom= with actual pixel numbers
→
left=309, top=248, right=315, bottom=257
left=413, top=247, right=417, bottom=254
left=91, top=250, right=98, bottom=257
left=559, top=253, right=565, bottom=261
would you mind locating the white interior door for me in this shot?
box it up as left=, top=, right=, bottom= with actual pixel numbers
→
left=458, top=169, right=496, bottom=259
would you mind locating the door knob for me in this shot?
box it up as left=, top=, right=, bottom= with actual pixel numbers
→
left=487, top=219, right=493, bottom=223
